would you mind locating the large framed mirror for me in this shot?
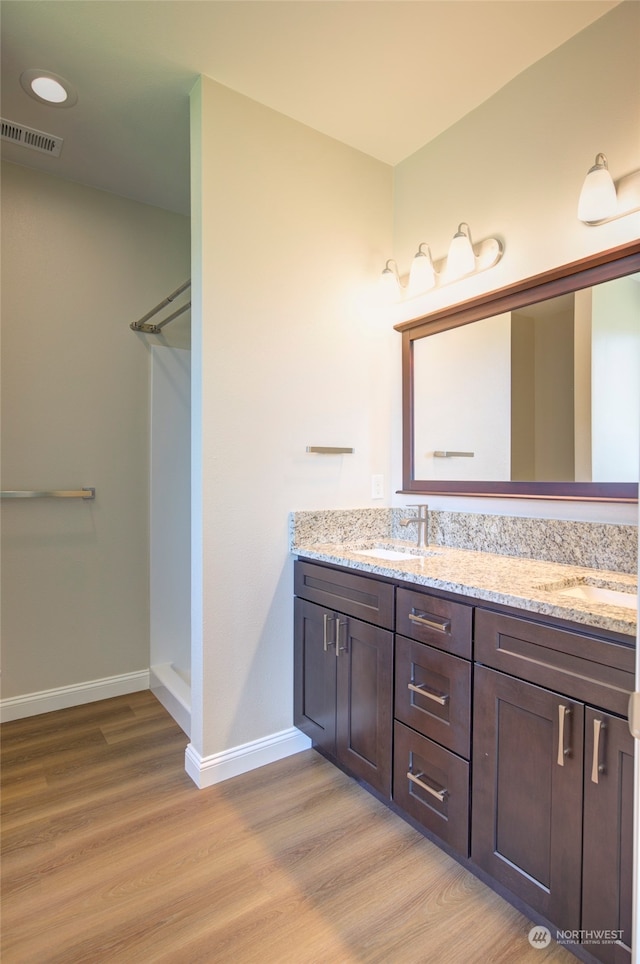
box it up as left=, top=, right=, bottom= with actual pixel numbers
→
left=396, top=240, right=640, bottom=501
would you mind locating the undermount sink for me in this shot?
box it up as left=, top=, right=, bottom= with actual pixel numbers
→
left=351, top=544, right=434, bottom=562
left=538, top=577, right=638, bottom=611
left=558, top=584, right=637, bottom=610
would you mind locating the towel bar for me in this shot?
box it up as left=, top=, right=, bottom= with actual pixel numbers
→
left=1, top=487, right=95, bottom=500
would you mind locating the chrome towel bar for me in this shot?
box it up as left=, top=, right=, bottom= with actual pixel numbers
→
left=433, top=451, right=475, bottom=458
left=306, top=446, right=354, bottom=454
left=1, top=487, right=95, bottom=500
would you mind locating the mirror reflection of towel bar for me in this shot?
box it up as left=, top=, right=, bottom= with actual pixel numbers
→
left=1, top=488, right=95, bottom=500
left=433, top=451, right=474, bottom=458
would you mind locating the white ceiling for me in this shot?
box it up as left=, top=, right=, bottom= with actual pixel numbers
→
left=0, top=0, right=620, bottom=216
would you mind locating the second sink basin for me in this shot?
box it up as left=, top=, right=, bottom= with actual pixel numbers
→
left=538, top=576, right=638, bottom=611
left=557, top=584, right=637, bottom=610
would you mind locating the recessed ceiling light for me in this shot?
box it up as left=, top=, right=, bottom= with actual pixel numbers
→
left=20, top=69, right=78, bottom=108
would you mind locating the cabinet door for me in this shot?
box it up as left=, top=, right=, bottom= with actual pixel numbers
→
left=582, top=709, right=633, bottom=964
left=336, top=615, right=393, bottom=798
left=293, top=598, right=337, bottom=755
left=472, top=665, right=584, bottom=930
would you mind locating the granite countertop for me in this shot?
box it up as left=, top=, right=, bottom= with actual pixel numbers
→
left=293, top=539, right=638, bottom=639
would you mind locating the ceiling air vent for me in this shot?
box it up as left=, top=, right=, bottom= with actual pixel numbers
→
left=1, top=118, right=63, bottom=157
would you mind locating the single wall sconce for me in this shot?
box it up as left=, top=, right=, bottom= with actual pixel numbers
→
left=380, top=222, right=503, bottom=302
left=578, top=153, right=640, bottom=225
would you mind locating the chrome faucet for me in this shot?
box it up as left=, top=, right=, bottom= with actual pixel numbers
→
left=400, top=504, right=429, bottom=549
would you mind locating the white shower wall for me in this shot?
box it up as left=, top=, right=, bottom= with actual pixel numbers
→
left=149, top=346, right=191, bottom=735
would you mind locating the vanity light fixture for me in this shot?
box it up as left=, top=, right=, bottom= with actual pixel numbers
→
left=408, top=243, right=437, bottom=296
left=20, top=69, right=78, bottom=107
left=379, top=259, right=403, bottom=303
left=380, top=223, right=503, bottom=303
left=443, top=222, right=477, bottom=281
left=577, top=154, right=617, bottom=223
left=578, top=152, right=640, bottom=224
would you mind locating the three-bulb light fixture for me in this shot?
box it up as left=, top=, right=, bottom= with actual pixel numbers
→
left=577, top=153, right=640, bottom=225
left=380, top=222, right=504, bottom=303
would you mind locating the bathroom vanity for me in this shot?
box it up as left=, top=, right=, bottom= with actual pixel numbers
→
left=292, top=527, right=636, bottom=964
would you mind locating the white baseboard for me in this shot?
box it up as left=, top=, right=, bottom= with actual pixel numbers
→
left=150, top=663, right=191, bottom=738
left=0, top=670, right=150, bottom=723
left=184, top=726, right=313, bottom=788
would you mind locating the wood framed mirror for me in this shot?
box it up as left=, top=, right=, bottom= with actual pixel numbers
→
left=395, top=240, right=640, bottom=502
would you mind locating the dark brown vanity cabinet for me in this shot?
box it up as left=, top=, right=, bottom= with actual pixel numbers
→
left=472, top=609, right=635, bottom=962
left=392, top=588, right=473, bottom=857
left=293, top=560, right=635, bottom=963
left=294, top=561, right=394, bottom=797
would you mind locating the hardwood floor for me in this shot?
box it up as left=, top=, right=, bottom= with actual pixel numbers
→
left=1, top=691, right=578, bottom=964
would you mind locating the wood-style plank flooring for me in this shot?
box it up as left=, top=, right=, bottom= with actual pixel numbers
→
left=1, top=691, right=578, bottom=963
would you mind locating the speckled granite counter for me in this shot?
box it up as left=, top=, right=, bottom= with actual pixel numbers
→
left=290, top=509, right=638, bottom=639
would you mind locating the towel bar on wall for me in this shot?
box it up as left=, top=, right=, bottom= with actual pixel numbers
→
left=306, top=446, right=354, bottom=454
left=433, top=451, right=475, bottom=458
left=1, top=487, right=95, bottom=500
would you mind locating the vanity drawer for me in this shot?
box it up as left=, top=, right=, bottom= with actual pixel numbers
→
left=294, top=560, right=394, bottom=629
left=396, top=587, right=472, bottom=658
left=393, top=721, right=469, bottom=857
left=475, top=608, right=635, bottom=717
left=395, top=636, right=471, bottom=758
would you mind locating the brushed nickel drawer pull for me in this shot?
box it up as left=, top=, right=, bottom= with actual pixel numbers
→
left=336, top=617, right=348, bottom=657
left=591, top=718, right=606, bottom=784
left=322, top=613, right=336, bottom=652
left=557, top=704, right=572, bottom=766
left=408, top=681, right=449, bottom=706
left=408, top=611, right=451, bottom=634
left=407, top=770, right=448, bottom=802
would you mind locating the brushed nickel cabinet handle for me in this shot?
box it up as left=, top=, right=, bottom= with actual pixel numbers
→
left=336, top=617, right=348, bottom=657
left=591, top=718, right=606, bottom=784
left=407, top=770, right=448, bottom=802
left=408, top=611, right=451, bottom=634
left=408, top=681, right=449, bottom=706
left=557, top=704, right=572, bottom=766
left=322, top=613, right=336, bottom=652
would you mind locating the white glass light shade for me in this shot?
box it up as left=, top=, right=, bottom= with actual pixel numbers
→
left=578, top=154, right=618, bottom=223
left=379, top=260, right=401, bottom=304
left=408, top=243, right=436, bottom=296
left=445, top=223, right=476, bottom=280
